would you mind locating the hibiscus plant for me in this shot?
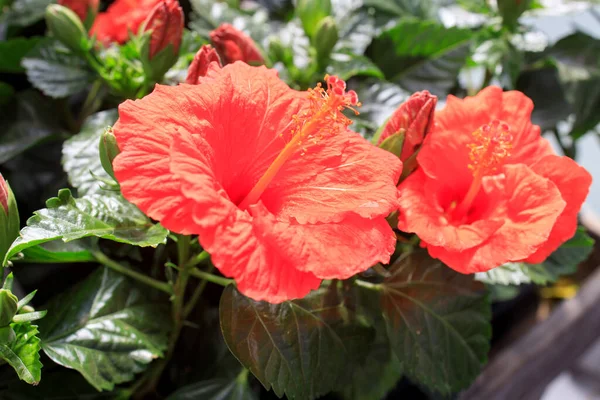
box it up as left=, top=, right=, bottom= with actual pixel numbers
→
left=0, top=0, right=597, bottom=399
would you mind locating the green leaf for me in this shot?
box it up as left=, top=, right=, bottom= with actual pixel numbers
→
left=368, top=18, right=474, bottom=96
left=1, top=0, right=52, bottom=26
left=12, top=312, right=47, bottom=324
left=0, top=290, right=18, bottom=327
left=0, top=38, right=43, bottom=73
left=15, top=241, right=95, bottom=264
left=167, top=372, right=258, bottom=400
left=62, top=110, right=118, bottom=196
left=0, top=322, right=43, bottom=385
left=380, top=250, right=491, bottom=394
left=5, top=189, right=169, bottom=264
left=22, top=39, right=95, bottom=98
left=0, top=82, right=15, bottom=106
left=39, top=267, right=171, bottom=391
left=220, top=285, right=374, bottom=400
left=362, top=0, right=441, bottom=19
left=0, top=91, right=63, bottom=164
left=477, top=228, right=594, bottom=286
left=327, top=53, right=384, bottom=81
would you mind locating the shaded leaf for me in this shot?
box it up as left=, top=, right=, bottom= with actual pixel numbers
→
left=327, top=53, right=384, bottom=80
left=0, top=91, right=63, bottom=164
left=5, top=189, right=169, bottom=264
left=368, top=18, right=473, bottom=96
left=62, top=110, right=118, bottom=196
left=0, top=322, right=42, bottom=385
left=0, top=82, right=14, bottom=106
left=380, top=250, right=491, bottom=394
left=1, top=0, right=52, bottom=26
left=15, top=241, right=95, bottom=264
left=0, top=38, right=43, bottom=73
left=167, top=372, right=257, bottom=400
left=39, top=267, right=171, bottom=391
left=220, top=285, right=374, bottom=400
left=22, top=40, right=95, bottom=98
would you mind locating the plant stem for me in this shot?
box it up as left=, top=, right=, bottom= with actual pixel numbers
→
left=552, top=128, right=577, bottom=159
left=354, top=279, right=383, bottom=291
left=186, top=250, right=210, bottom=268
left=92, top=250, right=172, bottom=294
left=182, top=264, right=214, bottom=319
left=189, top=268, right=234, bottom=287
left=78, top=80, right=103, bottom=126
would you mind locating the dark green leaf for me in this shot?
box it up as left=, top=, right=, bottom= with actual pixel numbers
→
left=568, top=77, right=600, bottom=139
left=369, top=19, right=473, bottom=96
left=39, top=267, right=171, bottom=391
left=0, top=91, right=63, bottom=164
left=0, top=38, right=43, bottom=73
left=0, top=82, right=14, bottom=106
left=62, top=110, right=118, bottom=196
left=335, top=7, right=377, bottom=55
left=220, top=285, right=374, bottom=400
left=327, top=53, right=384, bottom=80
left=5, top=189, right=169, bottom=264
left=477, top=228, right=594, bottom=286
left=550, top=32, right=600, bottom=74
left=1, top=0, right=52, bottom=26
left=15, top=241, right=95, bottom=264
left=380, top=250, right=491, bottom=394
left=0, top=322, right=42, bottom=385
left=167, top=372, right=258, bottom=400
left=22, top=39, right=95, bottom=98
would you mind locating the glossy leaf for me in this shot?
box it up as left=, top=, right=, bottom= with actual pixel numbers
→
left=0, top=322, right=43, bottom=385
left=5, top=189, right=169, bottom=264
left=62, top=110, right=118, bottom=196
left=220, top=285, right=374, bottom=400
left=477, top=228, right=594, bottom=286
left=22, top=40, right=94, bottom=98
left=0, top=38, right=43, bottom=73
left=368, top=19, right=473, bottom=96
left=0, top=91, right=63, bottom=164
left=167, top=373, right=257, bottom=400
left=15, top=240, right=95, bottom=264
left=38, top=267, right=171, bottom=391
left=380, top=251, right=491, bottom=394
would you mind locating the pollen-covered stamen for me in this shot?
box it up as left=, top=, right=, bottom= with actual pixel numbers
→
left=238, top=75, right=360, bottom=210
left=451, top=120, right=513, bottom=220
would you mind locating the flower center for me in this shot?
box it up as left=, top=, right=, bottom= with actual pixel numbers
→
left=449, top=120, right=513, bottom=220
left=238, top=75, right=360, bottom=210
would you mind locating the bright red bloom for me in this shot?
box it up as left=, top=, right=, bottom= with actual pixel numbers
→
left=113, top=63, right=402, bottom=303
left=185, top=45, right=222, bottom=84
left=58, top=0, right=99, bottom=23
left=398, top=87, right=591, bottom=274
left=142, top=0, right=184, bottom=59
left=91, top=0, right=163, bottom=44
left=210, top=24, right=264, bottom=65
left=377, top=91, right=437, bottom=162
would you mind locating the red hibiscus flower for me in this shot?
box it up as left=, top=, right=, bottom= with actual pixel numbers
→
left=398, top=87, right=591, bottom=274
left=112, top=63, right=402, bottom=303
left=210, top=24, right=264, bottom=65
left=91, top=0, right=163, bottom=44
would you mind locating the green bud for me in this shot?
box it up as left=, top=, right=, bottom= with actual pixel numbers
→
left=0, top=289, right=18, bottom=327
left=99, top=128, right=120, bottom=180
left=296, top=0, right=332, bottom=39
left=45, top=4, right=90, bottom=55
left=497, top=0, right=533, bottom=30
left=0, top=179, right=19, bottom=268
left=313, top=16, right=339, bottom=64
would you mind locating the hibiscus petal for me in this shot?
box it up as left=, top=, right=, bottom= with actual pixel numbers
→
left=398, top=170, right=503, bottom=251
left=427, top=164, right=566, bottom=273
left=261, top=131, right=402, bottom=224
left=525, top=155, right=592, bottom=263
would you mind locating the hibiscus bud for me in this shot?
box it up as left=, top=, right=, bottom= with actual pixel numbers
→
left=140, top=0, right=184, bottom=80
left=45, top=4, right=90, bottom=55
left=186, top=45, right=222, bottom=84
left=57, top=0, right=99, bottom=29
left=0, top=289, right=18, bottom=327
left=313, top=17, right=339, bottom=65
left=210, top=24, right=265, bottom=65
left=296, top=0, right=332, bottom=39
left=99, top=128, right=120, bottom=180
left=497, top=0, right=532, bottom=29
left=0, top=176, right=20, bottom=267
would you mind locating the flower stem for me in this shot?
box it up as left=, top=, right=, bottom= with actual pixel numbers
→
left=186, top=250, right=210, bottom=268
left=182, top=264, right=214, bottom=319
left=189, top=268, right=234, bottom=287
left=92, top=250, right=172, bottom=294
left=354, top=279, right=383, bottom=291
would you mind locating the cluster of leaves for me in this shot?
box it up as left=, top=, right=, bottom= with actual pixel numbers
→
left=0, top=0, right=598, bottom=399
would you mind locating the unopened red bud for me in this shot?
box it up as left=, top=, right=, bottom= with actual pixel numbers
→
left=210, top=24, right=264, bottom=65
left=377, top=91, right=437, bottom=163
left=186, top=45, right=222, bottom=84
left=142, top=0, right=184, bottom=60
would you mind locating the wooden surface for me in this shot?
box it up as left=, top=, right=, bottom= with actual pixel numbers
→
left=460, top=266, right=600, bottom=400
